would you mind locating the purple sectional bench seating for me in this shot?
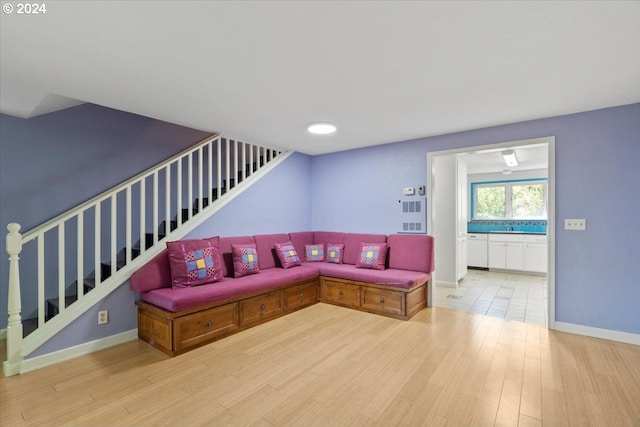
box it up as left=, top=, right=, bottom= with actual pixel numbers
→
left=131, top=231, right=434, bottom=356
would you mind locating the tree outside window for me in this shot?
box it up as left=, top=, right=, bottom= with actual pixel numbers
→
left=473, top=179, right=547, bottom=219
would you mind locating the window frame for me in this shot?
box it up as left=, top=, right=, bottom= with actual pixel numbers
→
left=471, top=178, right=548, bottom=220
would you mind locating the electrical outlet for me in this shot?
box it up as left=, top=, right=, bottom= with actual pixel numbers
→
left=98, top=310, right=108, bottom=325
left=565, top=219, right=586, bottom=231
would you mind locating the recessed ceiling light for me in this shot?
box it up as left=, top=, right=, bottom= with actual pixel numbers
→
left=307, top=122, right=337, bottom=135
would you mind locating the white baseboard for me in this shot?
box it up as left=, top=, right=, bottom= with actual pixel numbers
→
left=19, top=329, right=138, bottom=374
left=435, top=280, right=458, bottom=288
left=554, top=322, right=640, bottom=346
left=0, top=328, right=6, bottom=340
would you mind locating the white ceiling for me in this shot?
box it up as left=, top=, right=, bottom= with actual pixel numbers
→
left=1, top=1, right=639, bottom=156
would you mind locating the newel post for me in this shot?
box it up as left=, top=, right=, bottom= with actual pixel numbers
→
left=4, top=223, right=23, bottom=376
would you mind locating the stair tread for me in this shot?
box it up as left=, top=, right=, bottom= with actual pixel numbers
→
left=47, top=294, right=78, bottom=309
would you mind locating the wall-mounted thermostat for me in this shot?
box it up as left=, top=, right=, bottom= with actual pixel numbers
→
left=403, top=187, right=415, bottom=195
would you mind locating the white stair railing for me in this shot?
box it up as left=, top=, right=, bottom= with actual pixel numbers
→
left=4, top=134, right=290, bottom=376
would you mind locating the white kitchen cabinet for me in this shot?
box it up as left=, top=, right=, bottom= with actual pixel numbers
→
left=488, top=234, right=524, bottom=271
left=506, top=243, right=524, bottom=270
left=523, top=235, right=547, bottom=273
left=488, top=233, right=546, bottom=273
left=467, top=233, right=488, bottom=268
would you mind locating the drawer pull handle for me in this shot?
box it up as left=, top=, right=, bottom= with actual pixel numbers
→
left=300, top=292, right=304, bottom=298
left=260, top=304, right=266, bottom=311
left=380, top=297, right=385, bottom=304
left=339, top=290, right=344, bottom=296
left=205, top=321, right=212, bottom=328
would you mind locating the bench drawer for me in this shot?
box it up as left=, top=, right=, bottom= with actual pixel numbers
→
left=362, top=287, right=405, bottom=316
left=240, top=291, right=284, bottom=326
left=321, top=278, right=361, bottom=308
left=284, top=281, right=318, bottom=310
left=174, top=303, right=239, bottom=352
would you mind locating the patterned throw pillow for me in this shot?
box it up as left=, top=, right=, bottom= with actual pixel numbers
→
left=305, top=244, right=325, bottom=262
left=326, top=244, right=344, bottom=264
left=166, top=238, right=223, bottom=287
left=355, top=242, right=388, bottom=270
left=232, top=244, right=260, bottom=277
left=275, top=241, right=301, bottom=269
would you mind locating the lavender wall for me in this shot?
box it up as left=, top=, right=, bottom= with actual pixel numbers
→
left=311, top=103, right=640, bottom=335
left=185, top=152, right=312, bottom=239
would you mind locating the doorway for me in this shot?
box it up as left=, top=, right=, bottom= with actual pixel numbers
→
left=427, top=136, right=555, bottom=328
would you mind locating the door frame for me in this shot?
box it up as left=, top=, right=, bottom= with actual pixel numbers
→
left=427, top=136, right=556, bottom=329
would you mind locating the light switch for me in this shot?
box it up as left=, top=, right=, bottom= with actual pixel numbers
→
left=565, top=219, right=586, bottom=231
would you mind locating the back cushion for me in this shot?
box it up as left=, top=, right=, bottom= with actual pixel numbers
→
left=343, top=233, right=387, bottom=265
left=219, top=236, right=256, bottom=277
left=289, top=231, right=314, bottom=260
left=314, top=231, right=345, bottom=248
left=387, top=234, right=435, bottom=273
left=254, top=233, right=290, bottom=269
left=130, top=249, right=172, bottom=293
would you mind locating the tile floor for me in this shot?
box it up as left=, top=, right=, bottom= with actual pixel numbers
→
left=433, top=269, right=548, bottom=326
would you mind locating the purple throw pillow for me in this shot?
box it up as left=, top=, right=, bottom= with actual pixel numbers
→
left=275, top=241, right=301, bottom=269
left=166, top=238, right=223, bottom=287
left=305, top=244, right=325, bottom=262
left=232, top=244, right=260, bottom=277
left=355, top=242, right=388, bottom=270
left=326, top=244, right=344, bottom=264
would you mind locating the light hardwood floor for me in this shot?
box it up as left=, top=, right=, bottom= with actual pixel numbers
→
left=2, top=303, right=639, bottom=427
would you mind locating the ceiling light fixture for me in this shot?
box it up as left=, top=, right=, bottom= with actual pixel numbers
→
left=307, top=122, right=337, bottom=135
left=502, top=150, right=518, bottom=167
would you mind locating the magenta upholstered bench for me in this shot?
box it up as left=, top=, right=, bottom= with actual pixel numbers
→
left=131, top=231, right=434, bottom=356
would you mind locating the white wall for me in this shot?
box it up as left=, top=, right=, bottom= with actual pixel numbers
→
left=432, top=155, right=457, bottom=287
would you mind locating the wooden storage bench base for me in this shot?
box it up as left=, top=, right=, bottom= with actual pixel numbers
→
left=137, top=275, right=430, bottom=356
left=136, top=278, right=319, bottom=356
left=319, top=276, right=430, bottom=320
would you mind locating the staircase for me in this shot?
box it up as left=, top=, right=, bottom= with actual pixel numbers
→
left=4, top=135, right=291, bottom=376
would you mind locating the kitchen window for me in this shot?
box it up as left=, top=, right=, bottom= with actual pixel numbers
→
left=472, top=179, right=547, bottom=219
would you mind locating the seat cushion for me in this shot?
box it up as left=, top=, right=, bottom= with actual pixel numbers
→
left=141, top=266, right=320, bottom=312
left=303, top=262, right=431, bottom=289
